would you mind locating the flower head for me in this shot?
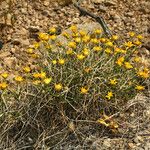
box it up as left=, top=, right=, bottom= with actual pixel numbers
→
left=49, top=27, right=56, bottom=34
left=112, top=35, right=119, bottom=40
left=68, top=41, right=76, bottom=49
left=1, top=72, right=8, bottom=78
left=58, top=59, right=65, bottom=65
left=105, top=48, right=112, bottom=54
left=38, top=33, right=49, bottom=41
left=23, top=66, right=31, bottom=73
left=135, top=85, right=145, bottom=91
left=54, top=83, right=63, bottom=91
left=66, top=49, right=73, bottom=55
left=109, top=78, right=117, bottom=85
left=52, top=60, right=57, bottom=65
left=82, top=48, right=90, bottom=56
left=116, top=56, right=125, bottom=66
left=93, top=46, right=102, bottom=52
left=124, top=62, right=133, bottom=69
left=43, top=78, right=52, bottom=84
left=77, top=54, right=85, bottom=60
left=136, top=35, right=143, bottom=40
left=0, top=82, right=8, bottom=89
left=80, top=87, right=88, bottom=94
left=82, top=35, right=90, bottom=43
left=106, top=91, right=113, bottom=100
left=15, top=76, right=24, bottom=82
left=124, top=41, right=133, bottom=48
left=128, top=32, right=135, bottom=37
left=94, top=29, right=102, bottom=34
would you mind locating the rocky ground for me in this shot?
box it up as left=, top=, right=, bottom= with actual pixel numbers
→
left=0, top=0, right=150, bottom=149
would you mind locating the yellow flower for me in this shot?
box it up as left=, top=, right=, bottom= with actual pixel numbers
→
left=39, top=72, right=46, bottom=79
left=114, top=47, right=122, bottom=53
left=38, top=33, right=49, bottom=40
left=116, top=56, right=125, bottom=66
left=23, top=66, right=31, bottom=73
left=49, top=35, right=56, bottom=40
left=100, top=38, right=106, bottom=43
left=82, top=35, right=90, bottom=43
left=27, top=48, right=34, bottom=54
left=106, top=91, right=113, bottom=100
left=105, top=41, right=113, bottom=47
left=1, top=72, right=8, bottom=78
left=91, top=38, right=99, bottom=44
left=109, top=78, right=117, bottom=85
left=82, top=48, right=90, bottom=56
left=84, top=67, right=92, bottom=73
left=97, top=119, right=109, bottom=127
left=135, top=85, right=145, bottom=91
left=105, top=48, right=112, bottom=54
left=134, top=57, right=141, bottom=62
left=128, top=32, right=135, bottom=37
left=33, top=80, right=41, bottom=85
left=136, top=35, right=143, bottom=40
left=80, top=87, right=88, bottom=94
left=93, top=46, right=102, bottom=52
left=33, top=42, right=40, bottom=49
left=30, top=54, right=39, bottom=58
left=52, top=60, right=57, bottom=65
left=15, top=76, right=24, bottom=82
left=54, top=83, right=63, bottom=91
left=70, top=25, right=78, bottom=32
left=58, top=59, right=65, bottom=65
left=137, top=71, right=149, bottom=78
left=133, top=40, right=142, bottom=46
left=68, top=41, right=76, bottom=49
left=79, top=30, right=87, bottom=36
left=49, top=27, right=56, bottom=34
left=43, top=78, right=52, bottom=84
left=112, top=35, right=119, bottom=40
left=75, top=37, right=81, bottom=43
left=0, top=82, right=8, bottom=89
left=77, top=54, right=85, bottom=60
left=66, top=49, right=73, bottom=55
left=94, top=29, right=102, bottom=34
left=62, top=32, right=70, bottom=38
left=124, top=62, right=133, bottom=69
left=33, top=73, right=40, bottom=78
left=124, top=41, right=133, bottom=47
left=72, top=33, right=79, bottom=38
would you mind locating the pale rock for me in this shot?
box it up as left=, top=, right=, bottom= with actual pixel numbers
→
left=21, top=39, right=30, bottom=46
left=6, top=13, right=12, bottom=26
left=0, top=52, right=11, bottom=58
left=3, top=57, right=16, bottom=68
left=43, top=0, right=50, bottom=6
left=103, top=139, right=111, bottom=147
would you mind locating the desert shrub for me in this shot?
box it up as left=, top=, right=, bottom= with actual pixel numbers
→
left=0, top=25, right=149, bottom=148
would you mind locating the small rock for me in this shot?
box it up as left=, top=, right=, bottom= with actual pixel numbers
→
left=92, top=0, right=103, bottom=4
left=0, top=52, right=11, bottom=58
left=3, top=57, right=16, bottom=68
left=41, top=10, right=50, bottom=17
left=21, top=39, right=30, bottom=46
left=103, top=139, right=111, bottom=147
left=128, top=143, right=136, bottom=149
left=43, top=0, right=50, bottom=6
left=104, top=0, right=117, bottom=6
left=11, top=39, right=21, bottom=45
left=28, top=26, right=40, bottom=33
left=6, top=13, right=12, bottom=26
left=98, top=6, right=107, bottom=12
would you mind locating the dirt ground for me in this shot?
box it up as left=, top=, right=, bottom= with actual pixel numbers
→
left=0, top=0, right=150, bottom=149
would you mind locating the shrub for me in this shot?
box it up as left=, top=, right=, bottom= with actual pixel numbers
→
left=0, top=25, right=149, bottom=148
